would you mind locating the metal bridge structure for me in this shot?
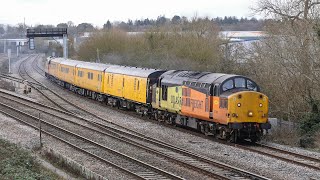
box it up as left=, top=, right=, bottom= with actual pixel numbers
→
left=26, top=28, right=68, bottom=58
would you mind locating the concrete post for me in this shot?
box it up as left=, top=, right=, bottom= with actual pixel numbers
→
left=63, top=34, right=68, bottom=59
left=16, top=45, right=19, bottom=57
left=3, top=40, right=6, bottom=53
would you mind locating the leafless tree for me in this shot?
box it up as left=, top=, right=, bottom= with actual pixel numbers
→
left=248, top=0, right=320, bottom=121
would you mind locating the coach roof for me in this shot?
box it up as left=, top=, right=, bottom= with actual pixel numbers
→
left=105, top=66, right=163, bottom=78
left=76, top=62, right=114, bottom=71
left=60, top=59, right=83, bottom=66
left=50, top=58, right=65, bottom=64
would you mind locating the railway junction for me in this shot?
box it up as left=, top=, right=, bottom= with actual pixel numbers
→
left=0, top=53, right=319, bottom=179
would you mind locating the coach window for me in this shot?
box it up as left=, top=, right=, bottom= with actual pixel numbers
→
left=137, top=80, right=140, bottom=90
left=98, top=74, right=102, bottom=81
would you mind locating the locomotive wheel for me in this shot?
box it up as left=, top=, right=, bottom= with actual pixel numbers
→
left=154, top=113, right=159, bottom=121
left=229, top=130, right=238, bottom=143
left=204, top=125, right=210, bottom=136
left=166, top=116, right=173, bottom=124
left=219, top=128, right=226, bottom=140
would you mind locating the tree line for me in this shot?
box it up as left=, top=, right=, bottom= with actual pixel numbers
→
left=0, top=15, right=264, bottom=39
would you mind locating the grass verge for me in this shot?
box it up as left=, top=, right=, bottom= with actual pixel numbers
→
left=0, top=139, right=59, bottom=180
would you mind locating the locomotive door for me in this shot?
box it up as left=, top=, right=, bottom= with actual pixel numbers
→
left=158, top=78, right=163, bottom=107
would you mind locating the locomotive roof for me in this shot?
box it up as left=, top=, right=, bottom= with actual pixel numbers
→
left=197, top=74, right=236, bottom=84
left=160, top=70, right=253, bottom=86
left=76, top=62, right=114, bottom=71
left=105, top=66, right=164, bottom=78
left=160, top=70, right=228, bottom=85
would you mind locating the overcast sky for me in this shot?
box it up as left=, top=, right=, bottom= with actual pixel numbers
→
left=0, top=0, right=258, bottom=27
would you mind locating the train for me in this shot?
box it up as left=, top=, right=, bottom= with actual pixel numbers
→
left=45, top=57, right=271, bottom=143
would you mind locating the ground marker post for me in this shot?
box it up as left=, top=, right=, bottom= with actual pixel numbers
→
left=38, top=113, right=43, bottom=148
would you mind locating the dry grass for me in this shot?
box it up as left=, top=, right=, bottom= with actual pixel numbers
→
left=266, top=128, right=301, bottom=146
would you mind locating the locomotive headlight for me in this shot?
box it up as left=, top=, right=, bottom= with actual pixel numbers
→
left=248, top=111, right=253, bottom=117
left=259, top=103, right=263, bottom=107
left=237, top=103, right=241, bottom=107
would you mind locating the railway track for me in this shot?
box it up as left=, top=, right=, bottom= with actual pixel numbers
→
left=233, top=142, right=320, bottom=172
left=27, top=55, right=320, bottom=177
left=0, top=93, right=181, bottom=179
left=0, top=85, right=269, bottom=179
left=18, top=55, right=91, bottom=114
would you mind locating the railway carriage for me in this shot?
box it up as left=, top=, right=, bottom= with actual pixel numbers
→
left=45, top=58, right=64, bottom=79
left=75, top=62, right=112, bottom=100
left=58, top=60, right=83, bottom=88
left=104, top=66, right=165, bottom=114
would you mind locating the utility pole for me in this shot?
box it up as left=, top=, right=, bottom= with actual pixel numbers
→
left=7, top=49, right=11, bottom=74
left=63, top=34, right=68, bottom=59
left=96, top=48, right=100, bottom=63
left=3, top=39, right=6, bottom=53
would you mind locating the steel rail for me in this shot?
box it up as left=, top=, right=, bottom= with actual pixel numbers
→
left=0, top=102, right=183, bottom=180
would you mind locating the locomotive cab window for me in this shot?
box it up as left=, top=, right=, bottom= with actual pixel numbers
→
left=221, top=77, right=259, bottom=93
left=222, top=79, right=234, bottom=91
left=235, top=78, right=246, bottom=88
left=247, top=80, right=258, bottom=91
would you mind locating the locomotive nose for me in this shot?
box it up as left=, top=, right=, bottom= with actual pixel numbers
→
left=227, top=91, right=268, bottom=124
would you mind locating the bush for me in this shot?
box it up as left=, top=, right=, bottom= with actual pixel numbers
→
left=0, top=139, right=56, bottom=180
left=300, top=112, right=320, bottom=136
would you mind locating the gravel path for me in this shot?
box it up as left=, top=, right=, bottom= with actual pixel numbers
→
left=0, top=54, right=320, bottom=180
